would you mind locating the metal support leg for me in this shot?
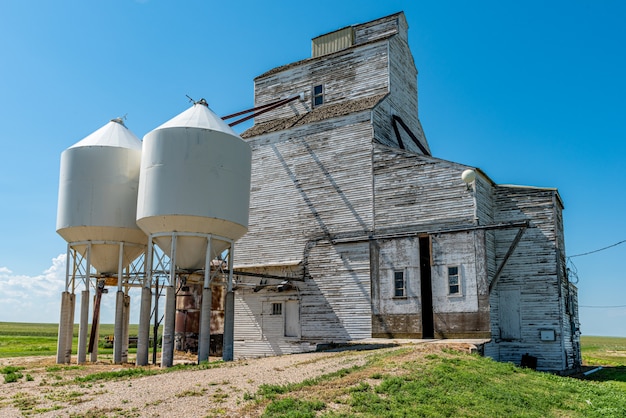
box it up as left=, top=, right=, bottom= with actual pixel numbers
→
left=113, top=291, right=124, bottom=364
left=77, top=289, right=90, bottom=364
left=161, top=285, right=176, bottom=368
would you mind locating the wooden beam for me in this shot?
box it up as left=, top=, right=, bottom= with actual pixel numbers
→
left=489, top=224, right=528, bottom=293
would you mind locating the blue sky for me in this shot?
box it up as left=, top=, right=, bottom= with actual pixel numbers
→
left=0, top=1, right=624, bottom=336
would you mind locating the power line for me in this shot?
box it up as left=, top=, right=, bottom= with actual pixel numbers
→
left=579, top=305, right=626, bottom=309
left=568, top=239, right=626, bottom=258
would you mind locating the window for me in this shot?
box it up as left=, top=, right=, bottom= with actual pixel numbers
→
left=394, top=270, right=406, bottom=298
left=271, top=302, right=282, bottom=315
left=313, top=84, right=324, bottom=107
left=448, top=266, right=461, bottom=295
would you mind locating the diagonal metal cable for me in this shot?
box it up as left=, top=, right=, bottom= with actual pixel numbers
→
left=568, top=239, right=626, bottom=258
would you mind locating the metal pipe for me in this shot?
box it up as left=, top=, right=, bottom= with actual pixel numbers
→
left=89, top=292, right=100, bottom=362
left=223, top=243, right=235, bottom=361
left=583, top=366, right=603, bottom=376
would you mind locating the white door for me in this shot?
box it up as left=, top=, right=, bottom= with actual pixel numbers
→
left=284, top=300, right=300, bottom=337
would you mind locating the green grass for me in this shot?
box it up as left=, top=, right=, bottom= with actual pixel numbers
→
left=580, top=335, right=626, bottom=366
left=0, top=322, right=152, bottom=358
left=253, top=349, right=626, bottom=418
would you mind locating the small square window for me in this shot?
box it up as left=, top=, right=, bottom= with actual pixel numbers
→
left=272, top=302, right=282, bottom=315
left=394, top=270, right=405, bottom=297
left=448, top=266, right=460, bottom=295
left=313, top=84, right=324, bottom=107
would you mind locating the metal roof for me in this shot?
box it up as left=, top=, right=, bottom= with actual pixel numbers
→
left=153, top=100, right=239, bottom=136
left=69, top=118, right=141, bottom=150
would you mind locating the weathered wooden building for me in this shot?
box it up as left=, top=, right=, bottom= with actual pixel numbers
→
left=231, top=12, right=581, bottom=372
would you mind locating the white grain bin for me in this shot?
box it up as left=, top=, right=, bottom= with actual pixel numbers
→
left=56, top=118, right=147, bottom=274
left=136, top=100, right=251, bottom=270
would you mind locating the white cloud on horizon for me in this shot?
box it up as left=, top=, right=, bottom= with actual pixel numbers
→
left=0, top=254, right=67, bottom=323
left=0, top=254, right=146, bottom=325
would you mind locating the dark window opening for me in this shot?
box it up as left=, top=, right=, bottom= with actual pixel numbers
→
left=394, top=270, right=405, bottom=297
left=448, top=266, right=460, bottom=295
left=272, top=302, right=282, bottom=315
left=313, top=84, right=324, bottom=107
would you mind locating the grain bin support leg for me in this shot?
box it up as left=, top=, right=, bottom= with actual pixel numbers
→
left=113, top=243, right=125, bottom=364
left=136, top=244, right=152, bottom=366
left=161, top=285, right=176, bottom=367
left=198, top=236, right=212, bottom=364
left=56, top=291, right=71, bottom=364
left=198, top=287, right=212, bottom=363
left=113, top=291, right=125, bottom=364
left=121, top=294, right=130, bottom=363
left=136, top=286, right=152, bottom=366
left=64, top=293, right=75, bottom=364
left=77, top=289, right=90, bottom=364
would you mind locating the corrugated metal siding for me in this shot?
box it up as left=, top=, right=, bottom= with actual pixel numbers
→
left=312, top=27, right=354, bottom=58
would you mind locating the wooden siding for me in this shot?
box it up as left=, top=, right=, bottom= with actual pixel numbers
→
left=253, top=41, right=390, bottom=125
left=486, top=186, right=568, bottom=371
left=300, top=241, right=372, bottom=340
left=373, top=145, right=477, bottom=232
left=354, top=13, right=404, bottom=44
left=235, top=116, right=375, bottom=267
left=232, top=11, right=579, bottom=371
left=431, top=231, right=490, bottom=337
left=372, top=237, right=422, bottom=336
left=233, top=241, right=371, bottom=358
left=387, top=34, right=426, bottom=150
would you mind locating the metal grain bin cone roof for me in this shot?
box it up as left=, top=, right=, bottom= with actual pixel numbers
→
left=152, top=98, right=239, bottom=134
left=56, top=118, right=147, bottom=274
left=137, top=100, right=252, bottom=270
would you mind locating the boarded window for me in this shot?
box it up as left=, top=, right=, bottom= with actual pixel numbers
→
left=271, top=302, right=282, bottom=315
left=313, top=84, right=324, bottom=107
left=285, top=300, right=299, bottom=337
left=394, top=270, right=405, bottom=297
left=499, top=288, right=522, bottom=340
left=448, top=266, right=460, bottom=295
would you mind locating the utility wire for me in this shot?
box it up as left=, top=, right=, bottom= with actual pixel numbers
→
left=568, top=239, right=626, bottom=258
left=579, top=305, right=626, bottom=309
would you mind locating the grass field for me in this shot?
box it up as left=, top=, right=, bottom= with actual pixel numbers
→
left=1, top=322, right=625, bottom=366
left=1, top=323, right=625, bottom=417
left=0, top=322, right=146, bottom=358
